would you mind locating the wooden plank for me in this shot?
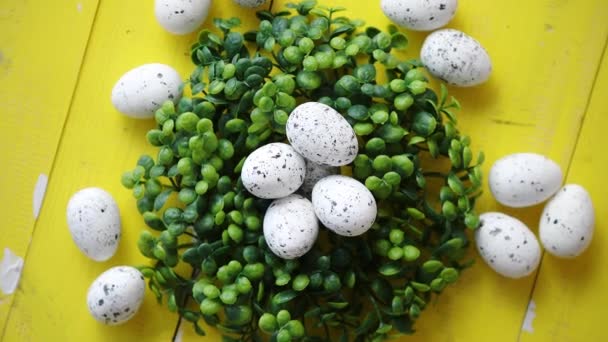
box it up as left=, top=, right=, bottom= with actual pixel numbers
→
left=520, top=42, right=608, bottom=342
left=409, top=0, right=608, bottom=339
left=2, top=0, right=272, bottom=341
left=5, top=0, right=608, bottom=341
left=0, top=0, right=99, bottom=333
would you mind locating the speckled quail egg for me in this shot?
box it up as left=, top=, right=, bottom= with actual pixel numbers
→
left=489, top=153, right=563, bottom=208
left=263, top=194, right=319, bottom=259
left=241, top=143, right=306, bottom=199
left=233, top=0, right=268, bottom=8
left=67, top=187, right=121, bottom=262
left=381, top=0, right=458, bottom=31
left=312, top=175, right=377, bottom=237
left=299, top=160, right=338, bottom=197
left=286, top=102, right=358, bottom=167
left=421, top=29, right=492, bottom=87
left=154, top=0, right=211, bottom=35
left=476, top=212, right=541, bottom=279
left=111, top=63, right=182, bottom=119
left=540, top=184, right=595, bottom=258
left=86, top=266, right=145, bottom=325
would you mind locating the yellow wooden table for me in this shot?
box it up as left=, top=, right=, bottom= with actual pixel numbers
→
left=1, top=0, right=606, bottom=341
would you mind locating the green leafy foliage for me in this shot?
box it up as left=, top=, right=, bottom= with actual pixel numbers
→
left=125, top=1, right=484, bottom=341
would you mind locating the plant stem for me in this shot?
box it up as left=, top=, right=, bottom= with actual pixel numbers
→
left=183, top=231, right=198, bottom=239
left=423, top=171, right=448, bottom=178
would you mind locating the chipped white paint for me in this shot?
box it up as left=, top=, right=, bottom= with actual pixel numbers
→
left=77, top=2, right=83, bottom=12
left=173, top=324, right=184, bottom=342
left=522, top=299, right=537, bottom=333
left=32, top=173, right=48, bottom=219
left=0, top=248, right=24, bottom=295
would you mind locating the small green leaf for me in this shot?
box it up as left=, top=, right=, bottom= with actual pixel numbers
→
left=194, top=322, right=206, bottom=336
left=447, top=174, right=465, bottom=195
left=440, top=268, right=460, bottom=283
left=439, top=83, right=448, bottom=107
left=408, top=136, right=426, bottom=145
left=379, top=262, right=402, bottom=276
left=355, top=312, right=378, bottom=336
left=421, top=260, right=444, bottom=273
left=391, top=32, right=408, bottom=49
left=410, top=282, right=430, bottom=292
left=328, top=301, right=349, bottom=309
left=376, top=322, right=393, bottom=334
left=154, top=189, right=172, bottom=211
left=167, top=291, right=177, bottom=312
left=477, top=151, right=486, bottom=165
left=272, top=290, right=298, bottom=305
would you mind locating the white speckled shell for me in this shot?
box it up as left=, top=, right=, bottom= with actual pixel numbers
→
left=540, top=184, right=594, bottom=258
left=154, top=0, right=211, bottom=35
left=476, top=212, right=541, bottom=279
left=263, top=194, right=319, bottom=259
left=489, top=153, right=563, bottom=208
left=299, top=160, right=338, bottom=197
left=421, top=29, right=492, bottom=87
left=233, top=0, right=268, bottom=8
left=67, top=188, right=121, bottom=262
left=86, top=266, right=145, bottom=325
left=241, top=143, right=306, bottom=199
left=312, top=175, right=377, bottom=237
left=381, top=0, right=457, bottom=31
left=111, top=63, right=182, bottom=119
left=286, top=102, right=358, bottom=167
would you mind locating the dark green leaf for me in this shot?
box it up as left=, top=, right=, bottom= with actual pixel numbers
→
left=256, top=10, right=274, bottom=21
left=391, top=32, right=408, bottom=49
left=355, top=312, right=378, bottom=335
left=376, top=322, right=393, bottom=334
left=194, top=322, right=206, bottom=336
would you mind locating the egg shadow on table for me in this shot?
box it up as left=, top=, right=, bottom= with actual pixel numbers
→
left=549, top=235, right=598, bottom=285
left=122, top=115, right=157, bottom=136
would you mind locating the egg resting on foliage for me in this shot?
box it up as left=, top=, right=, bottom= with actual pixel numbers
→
left=120, top=1, right=485, bottom=340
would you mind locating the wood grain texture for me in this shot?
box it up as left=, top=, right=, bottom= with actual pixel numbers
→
left=520, top=43, right=608, bottom=342
left=3, top=0, right=608, bottom=341
left=2, top=0, right=270, bottom=341
left=0, top=0, right=99, bottom=333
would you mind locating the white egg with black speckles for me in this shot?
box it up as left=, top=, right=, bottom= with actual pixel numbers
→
left=286, top=102, right=358, bottom=167
left=111, top=63, right=182, bottom=119
left=540, top=184, right=595, bottom=258
left=299, top=160, right=338, bottom=197
left=233, top=0, right=268, bottom=8
left=241, top=143, right=306, bottom=199
left=381, top=0, right=458, bottom=31
left=263, top=194, right=319, bottom=259
left=67, top=187, right=121, bottom=262
left=421, top=29, right=492, bottom=87
left=489, top=153, right=563, bottom=208
left=312, top=175, right=377, bottom=237
left=476, top=212, right=541, bottom=279
left=155, top=0, right=211, bottom=35
left=87, top=266, right=145, bottom=325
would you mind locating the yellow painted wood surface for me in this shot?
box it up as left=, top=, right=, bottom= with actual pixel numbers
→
left=1, top=0, right=607, bottom=341
left=520, top=46, right=608, bottom=342
left=0, top=0, right=99, bottom=331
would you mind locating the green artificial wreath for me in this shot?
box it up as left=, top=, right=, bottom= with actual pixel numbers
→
left=121, top=1, right=484, bottom=341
